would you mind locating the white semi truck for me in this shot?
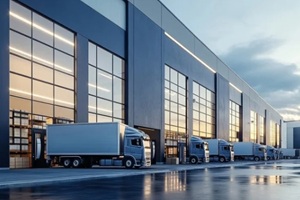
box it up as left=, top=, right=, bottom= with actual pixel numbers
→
left=233, top=142, right=266, bottom=161
left=46, top=122, right=152, bottom=168
left=188, top=136, right=210, bottom=164
left=206, top=139, right=234, bottom=162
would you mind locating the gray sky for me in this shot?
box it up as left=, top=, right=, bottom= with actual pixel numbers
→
left=160, top=0, right=300, bottom=121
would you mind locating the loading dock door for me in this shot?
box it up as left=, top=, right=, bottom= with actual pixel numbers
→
left=135, top=126, right=160, bottom=164
left=31, top=128, right=47, bottom=168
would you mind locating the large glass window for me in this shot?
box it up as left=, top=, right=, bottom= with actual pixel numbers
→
left=165, top=65, right=187, bottom=158
left=270, top=121, right=280, bottom=147
left=9, top=1, right=75, bottom=168
left=193, top=82, right=215, bottom=139
left=259, top=115, right=265, bottom=144
left=88, top=42, right=125, bottom=123
left=250, top=111, right=257, bottom=143
left=229, top=101, right=241, bottom=142
left=270, top=121, right=276, bottom=146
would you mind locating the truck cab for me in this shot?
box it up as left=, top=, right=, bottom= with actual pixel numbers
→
left=255, top=144, right=267, bottom=161
left=219, top=140, right=234, bottom=162
left=266, top=145, right=277, bottom=160
left=124, top=127, right=151, bottom=168
left=189, top=136, right=210, bottom=164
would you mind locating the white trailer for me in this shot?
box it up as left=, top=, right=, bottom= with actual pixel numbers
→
left=47, top=122, right=151, bottom=168
left=280, top=148, right=296, bottom=159
left=233, top=142, right=266, bottom=161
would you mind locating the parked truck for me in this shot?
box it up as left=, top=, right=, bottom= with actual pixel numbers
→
left=188, top=136, right=210, bottom=164
left=205, top=139, right=234, bottom=162
left=266, top=145, right=278, bottom=160
left=233, top=142, right=266, bottom=161
left=280, top=148, right=296, bottom=159
left=46, top=122, right=152, bottom=168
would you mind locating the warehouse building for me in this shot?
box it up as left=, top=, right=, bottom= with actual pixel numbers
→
left=0, top=0, right=282, bottom=169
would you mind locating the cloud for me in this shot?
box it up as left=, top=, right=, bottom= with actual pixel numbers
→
left=220, top=38, right=300, bottom=120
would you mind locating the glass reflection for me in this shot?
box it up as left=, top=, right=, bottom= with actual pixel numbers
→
left=88, top=42, right=125, bottom=122
left=249, top=176, right=282, bottom=185
left=9, top=1, right=75, bottom=169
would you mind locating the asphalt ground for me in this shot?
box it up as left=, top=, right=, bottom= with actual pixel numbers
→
left=0, top=160, right=286, bottom=189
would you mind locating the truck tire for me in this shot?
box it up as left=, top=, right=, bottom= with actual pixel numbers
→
left=267, top=156, right=270, bottom=160
left=124, top=157, right=135, bottom=169
left=219, top=157, right=225, bottom=163
left=254, top=156, right=260, bottom=161
left=63, top=159, right=71, bottom=168
left=190, top=156, right=198, bottom=164
left=72, top=158, right=81, bottom=168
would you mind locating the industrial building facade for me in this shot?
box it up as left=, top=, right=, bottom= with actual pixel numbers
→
left=0, top=0, right=282, bottom=169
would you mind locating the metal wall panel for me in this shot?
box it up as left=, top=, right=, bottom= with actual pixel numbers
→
left=128, top=4, right=163, bottom=130
left=242, top=93, right=251, bottom=142
left=76, top=34, right=89, bottom=123
left=19, top=0, right=125, bottom=57
left=0, top=0, right=10, bottom=168
left=216, top=74, right=229, bottom=140
left=293, top=127, right=300, bottom=149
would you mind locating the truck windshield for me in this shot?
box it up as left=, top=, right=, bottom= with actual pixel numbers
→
left=259, top=147, right=266, bottom=152
left=143, top=139, right=151, bottom=148
left=204, top=143, right=209, bottom=151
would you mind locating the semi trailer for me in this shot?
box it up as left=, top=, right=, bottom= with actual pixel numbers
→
left=188, top=136, right=210, bottom=164
left=205, top=139, right=234, bottom=162
left=233, top=142, right=266, bottom=161
left=280, top=148, right=296, bottom=159
left=46, top=122, right=151, bottom=168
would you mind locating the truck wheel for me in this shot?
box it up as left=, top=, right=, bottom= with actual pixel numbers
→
left=254, top=156, right=260, bottom=161
left=63, top=159, right=71, bottom=168
left=72, top=158, right=81, bottom=168
left=219, top=157, right=225, bottom=163
left=267, top=156, right=270, bottom=160
left=124, top=157, right=135, bottom=169
left=190, top=156, right=198, bottom=164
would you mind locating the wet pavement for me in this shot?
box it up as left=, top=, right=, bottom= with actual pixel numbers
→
left=1, top=160, right=300, bottom=199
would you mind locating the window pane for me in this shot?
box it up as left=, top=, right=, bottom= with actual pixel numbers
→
left=10, top=96, right=31, bottom=113
left=165, top=65, right=170, bottom=80
left=33, top=80, right=53, bottom=104
left=55, top=106, right=74, bottom=120
left=88, top=42, right=96, bottom=66
left=33, top=40, right=53, bottom=68
left=10, top=74, right=31, bottom=99
left=10, top=1, right=31, bottom=36
left=54, top=24, right=74, bottom=55
left=89, top=113, right=97, bottom=123
left=113, top=55, right=124, bottom=78
left=88, top=95, right=97, bottom=113
left=113, top=76, right=123, bottom=103
left=113, top=103, right=123, bottom=119
left=97, top=98, right=112, bottom=116
left=10, top=31, right=31, bottom=59
left=178, top=73, right=185, bottom=88
left=33, top=13, right=53, bottom=46
left=55, top=50, right=74, bottom=74
left=33, top=63, right=53, bottom=83
left=97, top=69, right=112, bottom=100
left=55, top=87, right=74, bottom=108
left=170, top=68, right=177, bottom=84
left=33, top=101, right=53, bottom=117
left=97, top=47, right=112, bottom=73
left=55, top=71, right=74, bottom=89
left=10, top=55, right=31, bottom=77
left=88, top=66, right=96, bottom=95
left=97, top=115, right=112, bottom=122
